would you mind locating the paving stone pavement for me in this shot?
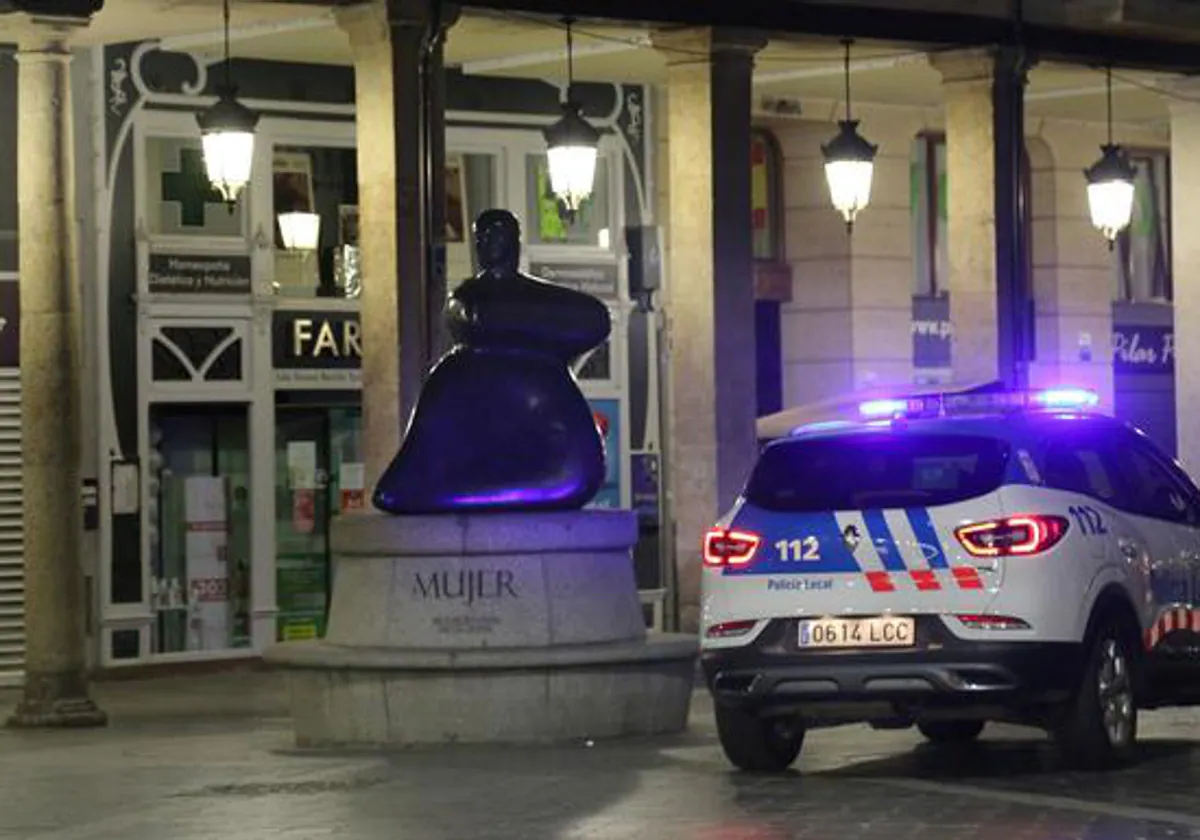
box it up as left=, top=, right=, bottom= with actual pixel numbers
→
left=4, top=669, right=1200, bottom=838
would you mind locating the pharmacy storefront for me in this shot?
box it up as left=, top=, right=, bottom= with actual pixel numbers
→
left=92, top=43, right=667, bottom=669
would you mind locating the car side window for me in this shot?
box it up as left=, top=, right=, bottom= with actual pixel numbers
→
left=1111, top=437, right=1200, bottom=527
left=1041, top=439, right=1118, bottom=504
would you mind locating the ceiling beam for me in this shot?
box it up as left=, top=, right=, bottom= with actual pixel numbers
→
left=464, top=0, right=1200, bottom=75
left=459, top=34, right=649, bottom=75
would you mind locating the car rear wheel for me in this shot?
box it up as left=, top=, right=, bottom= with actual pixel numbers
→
left=917, top=719, right=985, bottom=744
left=714, top=705, right=805, bottom=773
left=1054, top=622, right=1137, bottom=768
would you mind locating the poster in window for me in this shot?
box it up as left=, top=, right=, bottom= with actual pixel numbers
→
left=338, top=204, right=359, bottom=247
left=273, top=152, right=318, bottom=289
left=587, top=398, right=622, bottom=509
left=183, top=475, right=230, bottom=651
left=445, top=154, right=468, bottom=243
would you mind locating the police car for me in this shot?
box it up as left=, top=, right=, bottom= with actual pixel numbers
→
left=702, top=388, right=1200, bottom=772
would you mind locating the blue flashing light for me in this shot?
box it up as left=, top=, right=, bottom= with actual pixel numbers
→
left=1030, top=387, right=1100, bottom=409
left=855, top=387, right=1099, bottom=421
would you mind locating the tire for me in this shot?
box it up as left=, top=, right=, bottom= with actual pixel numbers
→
left=1054, top=621, right=1138, bottom=769
left=714, top=704, right=805, bottom=773
left=917, top=719, right=985, bottom=744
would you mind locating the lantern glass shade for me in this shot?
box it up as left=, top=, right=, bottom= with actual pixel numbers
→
left=821, top=120, right=878, bottom=225
left=1085, top=144, right=1136, bottom=242
left=196, top=86, right=259, bottom=205
left=278, top=211, right=321, bottom=251
left=543, top=101, right=601, bottom=214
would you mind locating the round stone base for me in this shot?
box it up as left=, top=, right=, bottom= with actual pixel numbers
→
left=268, top=509, right=699, bottom=746
left=266, top=635, right=698, bottom=746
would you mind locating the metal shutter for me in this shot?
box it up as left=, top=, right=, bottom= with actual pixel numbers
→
left=0, top=369, right=21, bottom=685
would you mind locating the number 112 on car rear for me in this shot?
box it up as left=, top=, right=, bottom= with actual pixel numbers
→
left=775, top=536, right=820, bottom=561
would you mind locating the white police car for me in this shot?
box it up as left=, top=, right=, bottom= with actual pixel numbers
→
left=702, top=388, right=1200, bottom=772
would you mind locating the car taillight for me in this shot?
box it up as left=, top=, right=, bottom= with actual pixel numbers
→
left=703, top=528, right=761, bottom=567
left=705, top=619, right=758, bottom=638
left=955, top=514, right=1069, bottom=558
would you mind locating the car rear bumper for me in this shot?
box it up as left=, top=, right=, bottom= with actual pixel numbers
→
left=702, top=618, right=1084, bottom=721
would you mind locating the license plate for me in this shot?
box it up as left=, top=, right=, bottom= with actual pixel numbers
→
left=798, top=616, right=915, bottom=649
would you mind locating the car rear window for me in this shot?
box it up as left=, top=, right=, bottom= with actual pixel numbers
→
left=744, top=433, right=1011, bottom=512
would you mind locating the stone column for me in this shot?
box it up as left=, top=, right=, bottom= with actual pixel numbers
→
left=336, top=0, right=457, bottom=492
left=1169, top=87, right=1200, bottom=474
left=930, top=50, right=1005, bottom=386
left=654, top=28, right=763, bottom=631
left=8, top=20, right=105, bottom=727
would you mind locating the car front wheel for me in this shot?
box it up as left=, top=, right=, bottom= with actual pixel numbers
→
left=714, top=704, right=805, bottom=773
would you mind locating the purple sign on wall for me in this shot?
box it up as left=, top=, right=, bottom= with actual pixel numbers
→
left=631, top=452, right=659, bottom=523
left=1113, top=325, right=1173, bottom=374
left=912, top=295, right=951, bottom=370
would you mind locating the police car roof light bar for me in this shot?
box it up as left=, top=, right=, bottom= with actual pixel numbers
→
left=857, top=387, right=1098, bottom=420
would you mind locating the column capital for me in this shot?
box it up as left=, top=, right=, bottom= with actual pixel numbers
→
left=336, top=0, right=459, bottom=52
left=12, top=13, right=87, bottom=53
left=928, top=47, right=996, bottom=85
left=652, top=26, right=766, bottom=67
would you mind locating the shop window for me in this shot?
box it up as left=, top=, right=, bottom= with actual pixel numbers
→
left=525, top=154, right=611, bottom=248
left=751, top=129, right=783, bottom=262
left=1114, top=151, right=1171, bottom=303
left=750, top=128, right=788, bottom=414
left=145, top=136, right=245, bottom=239
left=271, top=145, right=359, bottom=298
left=448, top=152, right=499, bottom=285
left=911, top=133, right=948, bottom=298
left=148, top=406, right=252, bottom=655
left=910, top=135, right=1035, bottom=297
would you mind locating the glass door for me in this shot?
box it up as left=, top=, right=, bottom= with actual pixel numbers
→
left=275, top=409, right=332, bottom=641
left=149, top=405, right=251, bottom=654
left=273, top=402, right=363, bottom=641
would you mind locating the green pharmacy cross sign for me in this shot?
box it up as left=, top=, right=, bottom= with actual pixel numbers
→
left=161, top=147, right=225, bottom=228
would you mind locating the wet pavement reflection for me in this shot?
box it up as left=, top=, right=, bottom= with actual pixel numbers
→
left=4, top=673, right=1200, bottom=839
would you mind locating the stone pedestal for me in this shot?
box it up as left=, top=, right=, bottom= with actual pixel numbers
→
left=266, top=509, right=697, bottom=746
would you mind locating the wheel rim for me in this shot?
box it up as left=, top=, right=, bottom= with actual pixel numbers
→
left=1097, top=638, right=1134, bottom=747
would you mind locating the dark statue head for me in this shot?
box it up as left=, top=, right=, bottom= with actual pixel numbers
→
left=474, top=209, right=521, bottom=275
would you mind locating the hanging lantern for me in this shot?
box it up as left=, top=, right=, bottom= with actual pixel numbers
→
left=277, top=211, right=321, bottom=251
left=196, top=0, right=258, bottom=207
left=543, top=17, right=600, bottom=218
left=823, top=39, right=878, bottom=230
left=1085, top=68, right=1135, bottom=247
left=544, top=101, right=601, bottom=217
left=823, top=121, right=878, bottom=229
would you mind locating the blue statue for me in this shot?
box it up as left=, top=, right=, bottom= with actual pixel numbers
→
left=372, top=209, right=611, bottom=514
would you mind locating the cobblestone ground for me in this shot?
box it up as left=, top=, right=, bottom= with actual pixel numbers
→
left=4, top=670, right=1200, bottom=838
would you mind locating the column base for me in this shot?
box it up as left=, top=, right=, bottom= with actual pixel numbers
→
left=5, top=671, right=107, bottom=729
